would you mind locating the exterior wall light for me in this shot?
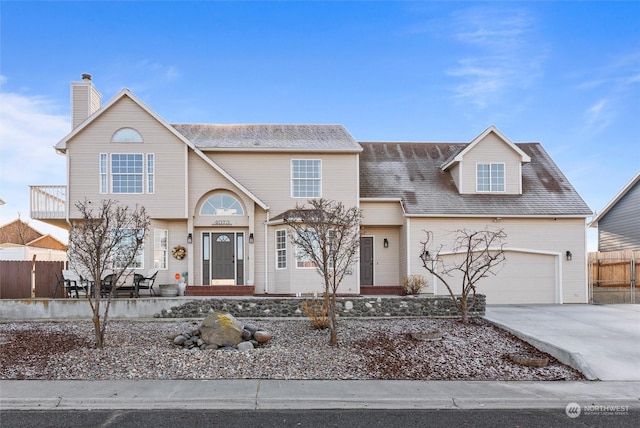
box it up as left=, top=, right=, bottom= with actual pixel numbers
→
left=249, top=233, right=254, bottom=244
left=187, top=233, right=193, bottom=244
left=566, top=250, right=572, bottom=261
left=383, top=238, right=389, bottom=248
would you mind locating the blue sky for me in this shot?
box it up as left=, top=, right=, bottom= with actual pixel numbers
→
left=1, top=1, right=639, bottom=251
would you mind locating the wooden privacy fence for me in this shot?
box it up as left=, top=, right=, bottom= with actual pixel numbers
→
left=589, top=250, right=639, bottom=304
left=0, top=260, right=66, bottom=299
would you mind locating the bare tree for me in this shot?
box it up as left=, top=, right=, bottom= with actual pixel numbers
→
left=68, top=199, right=150, bottom=348
left=420, top=228, right=507, bottom=324
left=283, top=199, right=361, bottom=346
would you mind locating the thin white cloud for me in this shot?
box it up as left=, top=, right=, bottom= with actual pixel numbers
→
left=584, top=99, right=613, bottom=134
left=573, top=50, right=639, bottom=134
left=445, top=6, right=546, bottom=108
left=99, top=60, right=181, bottom=98
left=0, top=79, right=69, bottom=239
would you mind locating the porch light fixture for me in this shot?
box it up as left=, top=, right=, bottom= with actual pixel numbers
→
left=566, top=250, right=572, bottom=261
left=420, top=250, right=431, bottom=263
left=187, top=233, right=192, bottom=244
left=249, top=233, right=254, bottom=244
left=383, top=238, right=389, bottom=248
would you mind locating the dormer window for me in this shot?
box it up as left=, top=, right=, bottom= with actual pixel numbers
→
left=477, top=163, right=505, bottom=192
left=112, top=128, right=143, bottom=143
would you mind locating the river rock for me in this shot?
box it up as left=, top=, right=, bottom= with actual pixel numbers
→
left=199, top=310, right=245, bottom=347
left=254, top=330, right=272, bottom=343
left=237, top=341, right=255, bottom=351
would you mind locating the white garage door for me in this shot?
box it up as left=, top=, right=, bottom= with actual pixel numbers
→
left=480, top=251, right=557, bottom=304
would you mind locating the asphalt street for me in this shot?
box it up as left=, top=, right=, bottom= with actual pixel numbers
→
left=2, top=409, right=639, bottom=428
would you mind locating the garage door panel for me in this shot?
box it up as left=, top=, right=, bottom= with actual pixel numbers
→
left=438, top=251, right=557, bottom=305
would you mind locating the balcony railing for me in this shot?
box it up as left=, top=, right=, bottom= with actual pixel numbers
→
left=30, top=185, right=66, bottom=219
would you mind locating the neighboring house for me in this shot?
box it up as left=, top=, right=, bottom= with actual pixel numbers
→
left=0, top=219, right=68, bottom=261
left=30, top=75, right=592, bottom=304
left=589, top=171, right=640, bottom=252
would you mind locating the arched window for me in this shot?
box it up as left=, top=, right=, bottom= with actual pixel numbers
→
left=112, top=128, right=143, bottom=143
left=200, top=194, right=244, bottom=216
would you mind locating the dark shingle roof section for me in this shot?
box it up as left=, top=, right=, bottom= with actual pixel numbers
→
left=171, top=124, right=362, bottom=152
left=359, top=142, right=592, bottom=216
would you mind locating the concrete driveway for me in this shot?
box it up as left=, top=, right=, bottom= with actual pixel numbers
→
left=484, top=304, right=640, bottom=381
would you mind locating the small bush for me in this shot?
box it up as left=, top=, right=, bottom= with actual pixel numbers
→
left=301, top=293, right=329, bottom=329
left=402, top=275, right=427, bottom=295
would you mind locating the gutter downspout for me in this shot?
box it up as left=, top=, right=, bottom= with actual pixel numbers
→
left=264, top=210, right=270, bottom=294
left=65, top=153, right=72, bottom=242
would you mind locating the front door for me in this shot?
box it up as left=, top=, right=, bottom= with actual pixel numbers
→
left=202, top=232, right=244, bottom=285
left=360, top=237, right=374, bottom=285
left=213, top=233, right=234, bottom=281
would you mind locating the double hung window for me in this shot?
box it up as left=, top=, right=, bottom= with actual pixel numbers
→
left=154, top=229, right=168, bottom=269
left=276, top=229, right=287, bottom=269
left=291, top=159, right=321, bottom=198
left=99, top=153, right=154, bottom=194
left=477, top=163, right=505, bottom=192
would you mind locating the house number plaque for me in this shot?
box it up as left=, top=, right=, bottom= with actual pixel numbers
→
left=212, top=220, right=232, bottom=226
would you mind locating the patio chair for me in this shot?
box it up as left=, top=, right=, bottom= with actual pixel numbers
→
left=101, top=273, right=116, bottom=298
left=52, top=272, right=67, bottom=298
left=61, top=270, right=88, bottom=298
left=134, top=268, right=159, bottom=297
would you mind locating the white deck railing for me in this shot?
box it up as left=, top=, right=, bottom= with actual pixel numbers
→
left=30, top=185, right=66, bottom=219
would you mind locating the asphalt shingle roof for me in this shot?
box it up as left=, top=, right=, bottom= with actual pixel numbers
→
left=359, top=142, right=592, bottom=216
left=171, top=124, right=362, bottom=152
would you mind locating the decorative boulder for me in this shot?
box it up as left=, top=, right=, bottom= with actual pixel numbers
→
left=199, top=310, right=245, bottom=347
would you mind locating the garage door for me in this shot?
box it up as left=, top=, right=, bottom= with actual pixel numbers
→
left=479, top=251, right=557, bottom=304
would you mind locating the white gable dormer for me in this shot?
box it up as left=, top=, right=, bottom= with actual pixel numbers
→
left=441, top=125, right=531, bottom=195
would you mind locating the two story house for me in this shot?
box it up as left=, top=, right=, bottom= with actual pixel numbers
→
left=30, top=75, right=592, bottom=304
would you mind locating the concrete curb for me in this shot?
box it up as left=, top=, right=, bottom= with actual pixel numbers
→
left=483, top=317, right=599, bottom=381
left=1, top=380, right=638, bottom=410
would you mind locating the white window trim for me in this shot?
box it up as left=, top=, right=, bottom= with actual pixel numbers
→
left=154, top=229, right=168, bottom=270
left=111, top=153, right=145, bottom=194
left=275, top=229, right=287, bottom=270
left=100, top=153, right=155, bottom=194
left=200, top=193, right=245, bottom=216
left=99, top=153, right=108, bottom=194
left=476, top=162, right=506, bottom=193
left=147, top=153, right=155, bottom=195
left=112, top=127, right=144, bottom=143
left=291, top=159, right=322, bottom=198
left=111, top=228, right=144, bottom=269
left=295, top=229, right=319, bottom=269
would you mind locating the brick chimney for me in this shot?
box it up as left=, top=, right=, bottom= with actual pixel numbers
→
left=70, top=73, right=102, bottom=129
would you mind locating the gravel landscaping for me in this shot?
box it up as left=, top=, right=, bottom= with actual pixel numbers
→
left=0, top=318, right=584, bottom=381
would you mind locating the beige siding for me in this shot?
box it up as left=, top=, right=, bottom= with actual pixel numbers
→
left=67, top=96, right=187, bottom=220
left=71, top=83, right=101, bottom=128
left=449, top=163, right=461, bottom=191
left=459, top=132, right=522, bottom=194
left=202, top=152, right=360, bottom=214
left=161, top=221, right=188, bottom=285
left=266, top=224, right=359, bottom=295
left=72, top=85, right=89, bottom=129
left=361, top=201, right=404, bottom=226
left=399, top=221, right=409, bottom=285
left=407, top=217, right=588, bottom=303
left=362, top=227, right=401, bottom=286
left=120, top=220, right=188, bottom=287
